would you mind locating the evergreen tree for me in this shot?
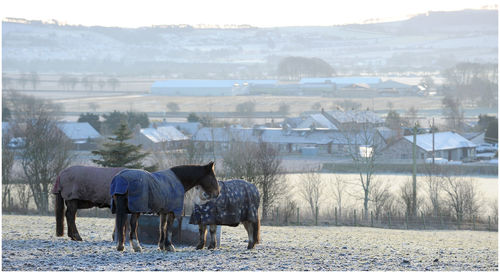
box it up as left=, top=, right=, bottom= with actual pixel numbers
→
left=78, top=112, right=101, bottom=132
left=92, top=122, right=157, bottom=171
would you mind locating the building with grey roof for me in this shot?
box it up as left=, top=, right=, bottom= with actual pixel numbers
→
left=56, top=122, right=102, bottom=150
left=133, top=126, right=189, bottom=150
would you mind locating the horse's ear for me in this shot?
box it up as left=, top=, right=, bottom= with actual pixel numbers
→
left=206, top=161, right=215, bottom=172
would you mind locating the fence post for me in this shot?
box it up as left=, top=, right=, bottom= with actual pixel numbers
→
left=275, top=207, right=279, bottom=226
left=315, top=206, right=319, bottom=226
left=370, top=211, right=374, bottom=227
left=361, top=209, right=364, bottom=222
left=335, top=207, right=338, bottom=226
left=388, top=212, right=391, bottom=228
left=353, top=209, right=357, bottom=226
left=473, top=215, right=476, bottom=231
left=405, top=212, right=408, bottom=230
left=422, top=212, right=426, bottom=230
left=488, top=216, right=491, bottom=231
left=439, top=211, right=443, bottom=229
left=297, top=207, right=300, bottom=225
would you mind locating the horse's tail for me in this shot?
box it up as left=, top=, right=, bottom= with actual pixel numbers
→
left=253, top=214, right=261, bottom=244
left=55, top=177, right=65, bottom=237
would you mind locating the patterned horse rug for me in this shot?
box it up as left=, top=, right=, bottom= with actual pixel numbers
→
left=52, top=166, right=124, bottom=206
left=189, top=180, right=259, bottom=226
left=110, top=169, right=185, bottom=216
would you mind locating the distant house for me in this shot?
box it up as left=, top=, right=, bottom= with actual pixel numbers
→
left=323, top=110, right=385, bottom=130
left=132, top=126, right=189, bottom=150
left=151, top=120, right=201, bottom=136
left=56, top=122, right=102, bottom=150
left=381, top=131, right=476, bottom=162
left=296, top=113, right=339, bottom=130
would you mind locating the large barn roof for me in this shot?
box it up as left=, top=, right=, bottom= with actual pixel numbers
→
left=404, top=131, right=476, bottom=152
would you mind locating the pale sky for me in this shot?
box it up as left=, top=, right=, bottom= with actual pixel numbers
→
left=1, top=0, right=498, bottom=28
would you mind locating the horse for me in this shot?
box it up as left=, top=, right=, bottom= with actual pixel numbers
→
left=189, top=179, right=260, bottom=249
left=53, top=165, right=125, bottom=241
left=110, top=162, right=220, bottom=252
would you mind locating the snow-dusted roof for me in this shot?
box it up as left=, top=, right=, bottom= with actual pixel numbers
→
left=325, top=110, right=384, bottom=124
left=56, top=122, right=101, bottom=141
left=404, top=131, right=476, bottom=152
left=141, top=126, right=188, bottom=143
left=296, top=114, right=338, bottom=130
left=154, top=121, right=200, bottom=136
left=193, top=127, right=374, bottom=145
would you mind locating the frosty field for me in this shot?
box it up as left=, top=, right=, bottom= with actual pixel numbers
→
left=2, top=214, right=497, bottom=271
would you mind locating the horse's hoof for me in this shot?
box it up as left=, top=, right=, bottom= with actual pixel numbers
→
left=247, top=243, right=255, bottom=249
left=117, top=245, right=125, bottom=251
left=166, top=245, right=176, bottom=252
left=70, top=236, right=83, bottom=241
left=208, top=244, right=216, bottom=250
left=133, top=247, right=142, bottom=253
left=196, top=244, right=204, bottom=250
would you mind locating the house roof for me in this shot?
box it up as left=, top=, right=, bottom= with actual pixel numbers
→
left=56, top=122, right=101, bottom=141
left=404, top=131, right=476, bottom=152
left=141, top=126, right=188, bottom=143
left=297, top=114, right=338, bottom=130
left=153, top=121, right=200, bottom=136
left=325, top=110, right=385, bottom=124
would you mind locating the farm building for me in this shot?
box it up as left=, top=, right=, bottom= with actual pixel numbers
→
left=151, top=120, right=201, bottom=136
left=56, top=122, right=102, bottom=150
left=192, top=126, right=386, bottom=156
left=324, top=110, right=385, bottom=130
left=132, top=126, right=189, bottom=150
left=380, top=131, right=476, bottom=162
left=150, top=79, right=277, bottom=96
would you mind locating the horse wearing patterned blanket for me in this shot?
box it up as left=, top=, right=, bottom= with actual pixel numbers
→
left=189, top=179, right=260, bottom=249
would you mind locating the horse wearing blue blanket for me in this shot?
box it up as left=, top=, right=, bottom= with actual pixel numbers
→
left=110, top=162, right=219, bottom=252
left=189, top=179, right=260, bottom=249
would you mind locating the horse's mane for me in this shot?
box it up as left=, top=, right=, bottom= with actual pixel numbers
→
left=169, top=164, right=212, bottom=191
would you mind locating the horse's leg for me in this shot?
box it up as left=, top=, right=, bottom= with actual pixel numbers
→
left=65, top=200, right=82, bottom=241
left=114, top=195, right=127, bottom=251
left=164, top=212, right=176, bottom=252
left=129, top=213, right=142, bottom=252
left=196, top=224, right=207, bottom=250
left=243, top=221, right=255, bottom=249
left=207, top=224, right=217, bottom=249
left=158, top=213, right=167, bottom=250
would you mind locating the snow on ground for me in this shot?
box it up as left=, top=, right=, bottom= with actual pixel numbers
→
left=2, top=215, right=497, bottom=271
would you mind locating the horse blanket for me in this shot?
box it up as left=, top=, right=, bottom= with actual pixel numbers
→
left=52, top=166, right=124, bottom=207
left=110, top=169, right=185, bottom=216
left=189, top=180, right=259, bottom=226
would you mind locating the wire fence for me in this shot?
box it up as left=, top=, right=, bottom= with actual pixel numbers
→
left=262, top=207, right=498, bottom=232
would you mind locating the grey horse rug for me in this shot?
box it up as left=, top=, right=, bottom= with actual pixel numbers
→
left=52, top=166, right=125, bottom=207
left=110, top=169, right=185, bottom=216
left=189, top=180, right=259, bottom=226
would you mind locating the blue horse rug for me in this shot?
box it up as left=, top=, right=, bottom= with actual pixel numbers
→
left=110, top=169, right=185, bottom=216
left=189, top=179, right=259, bottom=226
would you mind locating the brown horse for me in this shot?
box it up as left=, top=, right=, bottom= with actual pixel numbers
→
left=53, top=165, right=124, bottom=241
left=111, top=162, right=219, bottom=252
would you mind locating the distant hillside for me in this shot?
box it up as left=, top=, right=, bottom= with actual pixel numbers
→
left=2, top=9, right=497, bottom=76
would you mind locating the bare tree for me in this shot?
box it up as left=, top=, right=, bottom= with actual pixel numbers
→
left=442, top=94, right=464, bottom=132
left=399, top=179, right=414, bottom=216
left=154, top=140, right=207, bottom=169
left=11, top=94, right=73, bottom=213
left=2, top=133, right=15, bottom=209
left=29, top=71, right=40, bottom=90
left=442, top=176, right=480, bottom=222
left=330, top=175, right=348, bottom=218
left=422, top=164, right=442, bottom=217
left=369, top=179, right=393, bottom=220
left=338, top=121, right=384, bottom=219
left=222, top=140, right=285, bottom=219
left=298, top=170, right=324, bottom=218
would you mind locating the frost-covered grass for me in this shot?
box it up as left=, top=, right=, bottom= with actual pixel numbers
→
left=2, top=214, right=497, bottom=271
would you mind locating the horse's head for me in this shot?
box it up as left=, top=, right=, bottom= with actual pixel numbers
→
left=196, top=161, right=219, bottom=199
